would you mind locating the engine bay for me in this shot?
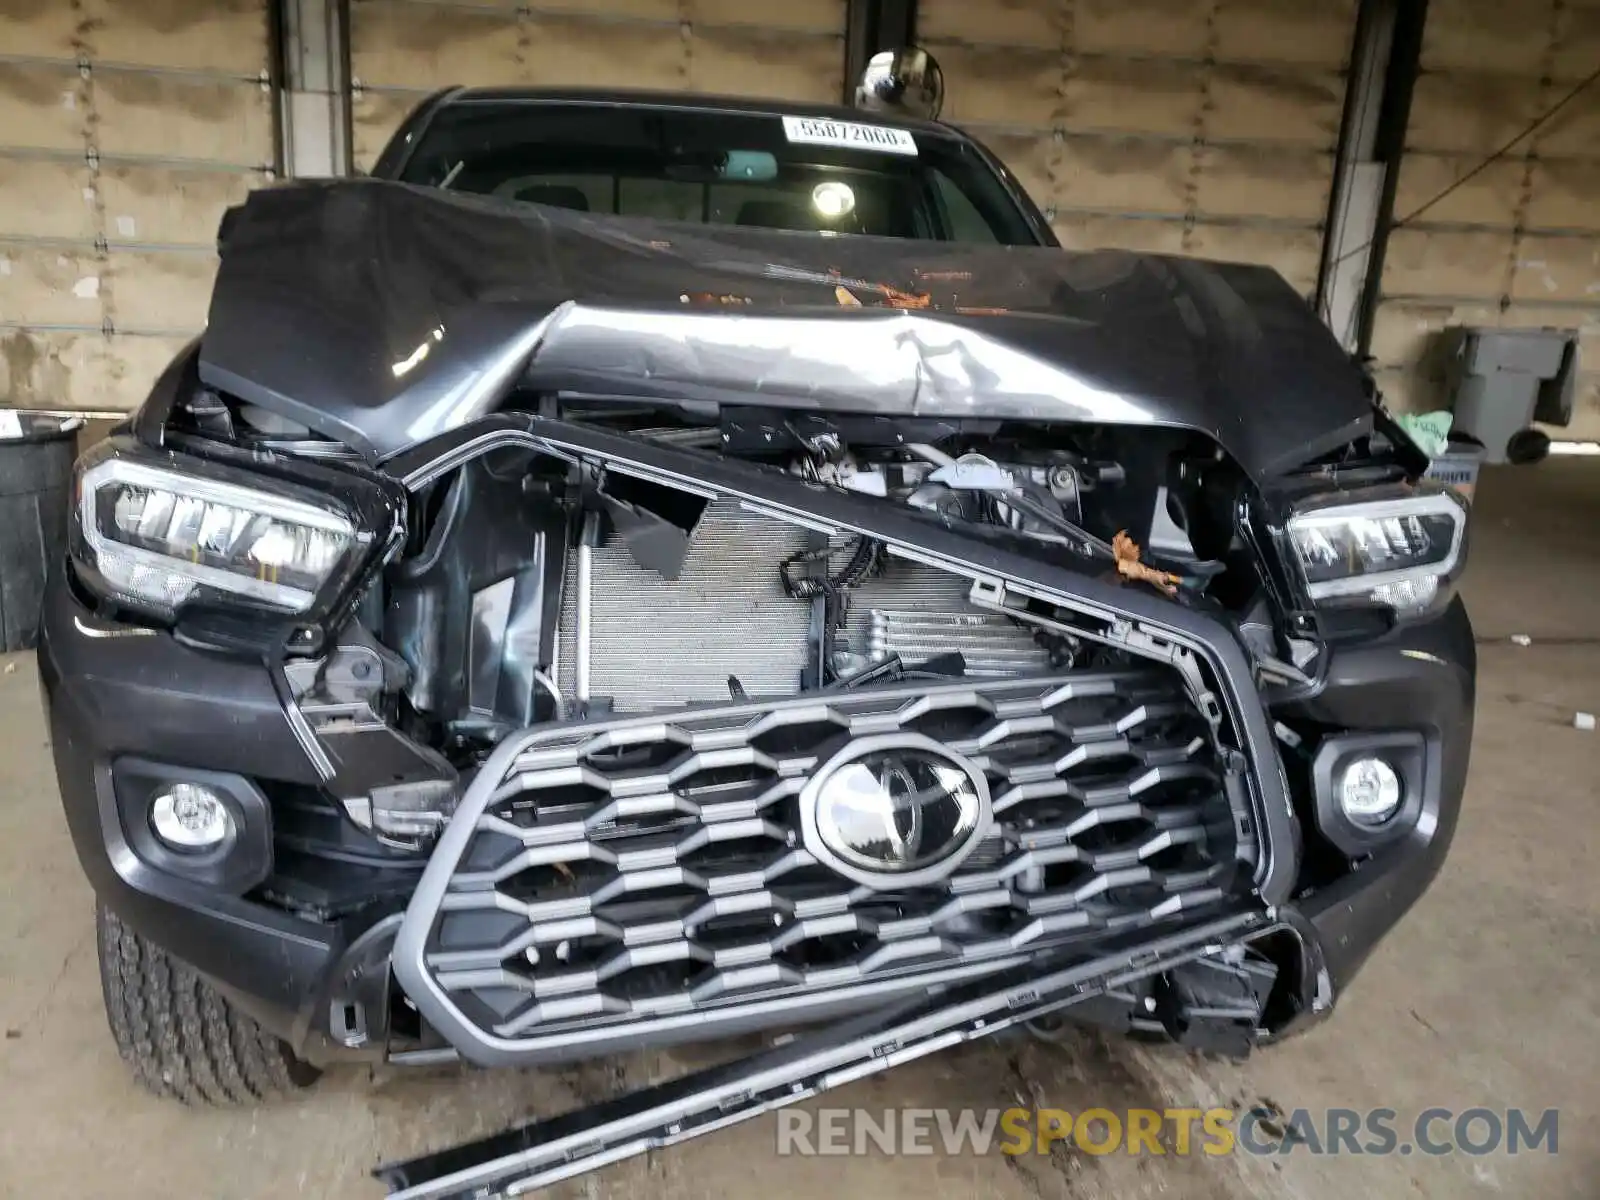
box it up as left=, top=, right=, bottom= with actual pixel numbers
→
left=258, top=406, right=1273, bottom=848
left=380, top=412, right=1242, bottom=724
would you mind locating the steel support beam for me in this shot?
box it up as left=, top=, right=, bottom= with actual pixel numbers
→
left=1353, top=0, right=1429, bottom=360
left=1316, top=0, right=1398, bottom=350
left=1315, top=0, right=1428, bottom=356
left=276, top=0, right=351, bottom=178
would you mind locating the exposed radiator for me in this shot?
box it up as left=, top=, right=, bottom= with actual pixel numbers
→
left=555, top=499, right=1048, bottom=710
left=554, top=501, right=812, bottom=710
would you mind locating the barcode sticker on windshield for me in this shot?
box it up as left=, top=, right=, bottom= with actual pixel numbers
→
left=781, top=116, right=918, bottom=156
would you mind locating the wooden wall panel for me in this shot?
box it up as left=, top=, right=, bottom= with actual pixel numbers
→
left=0, top=0, right=272, bottom=411
left=1374, top=0, right=1600, bottom=435
left=921, top=0, right=1356, bottom=293
left=349, top=0, right=846, bottom=169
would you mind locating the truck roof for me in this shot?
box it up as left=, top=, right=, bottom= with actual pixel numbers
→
left=433, top=86, right=954, bottom=136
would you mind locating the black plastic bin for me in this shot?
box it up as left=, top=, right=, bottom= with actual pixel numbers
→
left=0, top=413, right=81, bottom=652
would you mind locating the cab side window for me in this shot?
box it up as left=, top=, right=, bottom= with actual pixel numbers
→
left=933, top=171, right=1001, bottom=244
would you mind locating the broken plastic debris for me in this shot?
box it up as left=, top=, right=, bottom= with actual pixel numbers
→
left=1576, top=712, right=1596, bottom=731
left=1112, top=530, right=1181, bottom=597
left=1511, top=634, right=1532, bottom=646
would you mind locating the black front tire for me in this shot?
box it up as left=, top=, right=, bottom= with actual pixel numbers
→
left=96, top=905, right=320, bottom=1104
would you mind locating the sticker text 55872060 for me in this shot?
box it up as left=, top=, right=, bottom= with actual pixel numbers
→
left=781, top=116, right=918, bottom=156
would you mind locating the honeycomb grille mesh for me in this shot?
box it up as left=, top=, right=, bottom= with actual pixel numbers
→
left=422, top=671, right=1245, bottom=1041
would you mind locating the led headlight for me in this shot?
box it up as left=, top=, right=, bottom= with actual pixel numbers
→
left=1286, top=487, right=1467, bottom=616
left=75, top=447, right=363, bottom=619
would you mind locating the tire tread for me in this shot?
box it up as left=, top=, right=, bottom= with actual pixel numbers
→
left=95, top=906, right=318, bottom=1105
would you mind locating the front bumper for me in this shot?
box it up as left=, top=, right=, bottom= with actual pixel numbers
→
left=1275, top=601, right=1476, bottom=997
left=39, top=518, right=1473, bottom=1064
left=36, top=579, right=401, bottom=1058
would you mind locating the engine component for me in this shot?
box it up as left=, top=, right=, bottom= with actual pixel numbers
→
left=905, top=443, right=1103, bottom=553
left=787, top=448, right=1093, bottom=544
left=866, top=609, right=1051, bottom=677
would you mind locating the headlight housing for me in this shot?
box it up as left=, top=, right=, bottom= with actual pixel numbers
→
left=1286, top=485, right=1468, bottom=616
left=73, top=441, right=373, bottom=620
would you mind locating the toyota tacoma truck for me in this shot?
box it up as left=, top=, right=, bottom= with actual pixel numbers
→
left=38, top=51, right=1473, bottom=1198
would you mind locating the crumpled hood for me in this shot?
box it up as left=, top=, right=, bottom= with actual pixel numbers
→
left=200, top=179, right=1373, bottom=479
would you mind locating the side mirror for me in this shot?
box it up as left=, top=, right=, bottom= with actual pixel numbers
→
left=854, top=48, right=945, bottom=121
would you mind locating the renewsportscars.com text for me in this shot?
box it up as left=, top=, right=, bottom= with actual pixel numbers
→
left=776, top=1106, right=1559, bottom=1158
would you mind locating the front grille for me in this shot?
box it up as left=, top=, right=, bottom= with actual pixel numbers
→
left=413, top=670, right=1249, bottom=1045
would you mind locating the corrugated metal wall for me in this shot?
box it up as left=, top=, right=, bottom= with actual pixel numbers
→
left=918, top=0, right=1357, bottom=295
left=0, top=0, right=276, bottom=410
left=348, top=0, right=848, bottom=169
left=1370, top=0, right=1600, bottom=436
left=4, top=0, right=1599, bottom=436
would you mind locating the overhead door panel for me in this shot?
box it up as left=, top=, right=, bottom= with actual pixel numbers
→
left=349, top=0, right=848, bottom=170
left=920, top=0, right=1356, bottom=294
left=0, top=0, right=274, bottom=412
left=1372, top=0, right=1600, bottom=437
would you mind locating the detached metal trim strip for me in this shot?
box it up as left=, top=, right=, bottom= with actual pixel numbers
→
left=379, top=909, right=1267, bottom=1199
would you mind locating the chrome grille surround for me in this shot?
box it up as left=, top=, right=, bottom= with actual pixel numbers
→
left=397, top=669, right=1251, bottom=1061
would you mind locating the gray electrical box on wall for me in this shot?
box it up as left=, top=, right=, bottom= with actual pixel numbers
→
left=1443, top=327, right=1579, bottom=463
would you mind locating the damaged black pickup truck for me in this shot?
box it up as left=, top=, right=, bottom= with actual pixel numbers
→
left=40, top=60, right=1473, bottom=1200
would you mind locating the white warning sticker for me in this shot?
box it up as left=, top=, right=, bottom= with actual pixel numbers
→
left=781, top=115, right=918, bottom=156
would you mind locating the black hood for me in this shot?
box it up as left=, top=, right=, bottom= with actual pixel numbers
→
left=200, top=179, right=1373, bottom=479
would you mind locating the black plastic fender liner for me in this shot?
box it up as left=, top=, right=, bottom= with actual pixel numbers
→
left=384, top=413, right=1300, bottom=906
left=375, top=909, right=1269, bottom=1200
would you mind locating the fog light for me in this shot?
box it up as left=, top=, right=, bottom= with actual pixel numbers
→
left=1337, top=757, right=1402, bottom=826
left=150, top=783, right=234, bottom=850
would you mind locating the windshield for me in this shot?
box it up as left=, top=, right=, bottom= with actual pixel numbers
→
left=398, top=101, right=1040, bottom=246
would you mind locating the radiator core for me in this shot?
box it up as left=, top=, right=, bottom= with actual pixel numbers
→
left=555, top=499, right=1047, bottom=711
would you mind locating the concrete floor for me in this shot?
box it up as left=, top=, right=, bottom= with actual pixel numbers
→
left=1, top=461, right=1596, bottom=1200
